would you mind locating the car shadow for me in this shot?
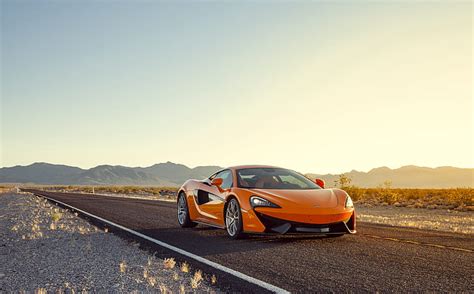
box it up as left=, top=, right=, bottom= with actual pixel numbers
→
left=137, top=226, right=354, bottom=257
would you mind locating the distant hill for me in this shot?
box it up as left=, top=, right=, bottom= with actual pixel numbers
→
left=0, top=162, right=222, bottom=186
left=0, top=162, right=84, bottom=184
left=0, top=162, right=472, bottom=188
left=307, top=166, right=473, bottom=188
left=68, top=165, right=175, bottom=186
left=137, top=162, right=222, bottom=185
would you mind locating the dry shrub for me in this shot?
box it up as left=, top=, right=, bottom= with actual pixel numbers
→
left=211, top=274, right=217, bottom=285
left=51, top=212, right=62, bottom=222
left=147, top=276, right=156, bottom=287
left=191, top=270, right=203, bottom=289
left=35, top=288, right=47, bottom=294
left=346, top=187, right=473, bottom=209
left=163, top=257, right=176, bottom=269
left=159, top=284, right=171, bottom=294
left=180, top=262, right=190, bottom=273
left=119, top=261, right=127, bottom=273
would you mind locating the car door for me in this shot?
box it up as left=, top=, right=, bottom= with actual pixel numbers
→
left=194, top=169, right=233, bottom=226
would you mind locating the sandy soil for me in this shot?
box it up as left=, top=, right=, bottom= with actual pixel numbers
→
left=0, top=192, right=219, bottom=292
left=357, top=204, right=473, bottom=234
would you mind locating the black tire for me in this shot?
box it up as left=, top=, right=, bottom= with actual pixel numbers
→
left=225, top=198, right=245, bottom=239
left=177, top=192, right=197, bottom=228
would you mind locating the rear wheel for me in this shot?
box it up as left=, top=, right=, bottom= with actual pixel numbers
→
left=177, top=192, right=197, bottom=228
left=225, top=198, right=244, bottom=239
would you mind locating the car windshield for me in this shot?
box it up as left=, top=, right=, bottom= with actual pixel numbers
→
left=236, top=168, right=321, bottom=190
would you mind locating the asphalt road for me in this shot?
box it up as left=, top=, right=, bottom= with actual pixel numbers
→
left=23, top=189, right=473, bottom=293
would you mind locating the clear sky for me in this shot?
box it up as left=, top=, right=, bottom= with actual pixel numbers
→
left=1, top=1, right=472, bottom=174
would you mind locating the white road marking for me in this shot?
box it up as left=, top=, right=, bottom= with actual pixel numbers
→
left=34, top=192, right=290, bottom=294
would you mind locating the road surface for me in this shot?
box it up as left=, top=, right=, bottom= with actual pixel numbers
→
left=23, top=189, right=473, bottom=293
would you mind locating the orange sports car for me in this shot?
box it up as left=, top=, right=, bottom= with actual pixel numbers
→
left=177, top=165, right=356, bottom=238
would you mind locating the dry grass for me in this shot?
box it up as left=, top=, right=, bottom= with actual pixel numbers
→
left=7, top=193, right=218, bottom=292
left=345, top=187, right=473, bottom=210
left=180, top=262, right=190, bottom=273
left=34, top=288, right=47, bottom=294
left=211, top=274, right=217, bottom=285
left=51, top=211, right=62, bottom=222
left=136, top=256, right=216, bottom=291
left=119, top=261, right=127, bottom=273
left=0, top=185, right=16, bottom=194
left=147, top=276, right=157, bottom=287
left=163, top=258, right=176, bottom=269
left=21, top=184, right=473, bottom=211
left=159, top=283, right=171, bottom=294
left=191, top=270, right=203, bottom=289
left=10, top=196, right=75, bottom=240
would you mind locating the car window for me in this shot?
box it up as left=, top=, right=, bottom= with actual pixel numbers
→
left=278, top=175, right=308, bottom=188
left=237, top=168, right=320, bottom=190
left=215, top=170, right=233, bottom=189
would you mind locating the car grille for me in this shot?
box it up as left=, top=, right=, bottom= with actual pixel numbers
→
left=255, top=211, right=349, bottom=234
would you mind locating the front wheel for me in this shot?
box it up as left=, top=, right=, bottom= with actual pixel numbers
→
left=225, top=198, right=245, bottom=239
left=177, top=192, right=197, bottom=228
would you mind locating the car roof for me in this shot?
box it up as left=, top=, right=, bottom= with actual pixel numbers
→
left=226, top=165, right=283, bottom=171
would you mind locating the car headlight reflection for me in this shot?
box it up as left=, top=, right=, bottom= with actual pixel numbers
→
left=250, top=196, right=280, bottom=208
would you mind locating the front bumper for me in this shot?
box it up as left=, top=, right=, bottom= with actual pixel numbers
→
left=255, top=211, right=356, bottom=235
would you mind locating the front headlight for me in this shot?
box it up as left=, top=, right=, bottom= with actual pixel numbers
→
left=345, top=195, right=354, bottom=208
left=250, top=196, right=280, bottom=208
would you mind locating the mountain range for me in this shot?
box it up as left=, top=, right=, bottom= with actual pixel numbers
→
left=0, top=162, right=472, bottom=188
left=307, top=166, right=473, bottom=188
left=0, top=162, right=220, bottom=187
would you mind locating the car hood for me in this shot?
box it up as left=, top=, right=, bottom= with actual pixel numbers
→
left=252, top=188, right=340, bottom=208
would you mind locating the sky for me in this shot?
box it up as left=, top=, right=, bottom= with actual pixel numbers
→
left=1, top=1, right=472, bottom=174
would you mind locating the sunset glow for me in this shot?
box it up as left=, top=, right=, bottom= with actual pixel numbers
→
left=1, top=1, right=472, bottom=173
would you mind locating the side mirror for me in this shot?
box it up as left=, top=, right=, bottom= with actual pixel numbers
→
left=211, top=178, right=223, bottom=187
left=315, top=178, right=325, bottom=189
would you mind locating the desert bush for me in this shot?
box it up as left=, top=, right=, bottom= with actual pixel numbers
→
left=345, top=187, right=473, bottom=209
left=27, top=184, right=473, bottom=210
left=51, top=212, right=62, bottom=222
left=334, top=174, right=352, bottom=189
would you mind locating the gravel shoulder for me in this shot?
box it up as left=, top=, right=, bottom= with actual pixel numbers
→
left=357, top=203, right=474, bottom=234
left=0, top=192, right=218, bottom=292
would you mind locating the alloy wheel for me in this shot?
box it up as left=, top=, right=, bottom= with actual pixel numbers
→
left=226, top=199, right=240, bottom=236
left=177, top=194, right=187, bottom=225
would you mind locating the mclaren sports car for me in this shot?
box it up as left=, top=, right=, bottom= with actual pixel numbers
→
left=177, top=165, right=356, bottom=238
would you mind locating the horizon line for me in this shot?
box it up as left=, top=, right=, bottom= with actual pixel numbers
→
left=1, top=161, right=473, bottom=175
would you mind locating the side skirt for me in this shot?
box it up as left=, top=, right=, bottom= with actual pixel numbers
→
left=194, top=220, right=225, bottom=230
